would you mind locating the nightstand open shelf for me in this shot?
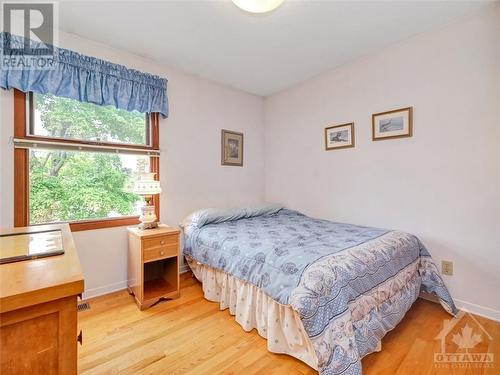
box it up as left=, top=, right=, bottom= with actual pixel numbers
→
left=143, top=278, right=176, bottom=301
left=143, top=257, right=178, bottom=301
left=127, top=225, right=181, bottom=310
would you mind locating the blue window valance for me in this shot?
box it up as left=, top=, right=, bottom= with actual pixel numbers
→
left=0, top=32, right=168, bottom=118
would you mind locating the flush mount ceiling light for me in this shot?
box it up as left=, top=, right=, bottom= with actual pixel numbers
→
left=232, top=0, right=285, bottom=14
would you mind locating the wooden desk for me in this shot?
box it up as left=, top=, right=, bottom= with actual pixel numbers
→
left=0, top=224, right=84, bottom=374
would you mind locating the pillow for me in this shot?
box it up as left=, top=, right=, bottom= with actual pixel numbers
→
left=180, top=203, right=283, bottom=230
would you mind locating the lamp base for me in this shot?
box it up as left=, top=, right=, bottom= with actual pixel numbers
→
left=138, top=204, right=159, bottom=230
left=138, top=221, right=159, bottom=230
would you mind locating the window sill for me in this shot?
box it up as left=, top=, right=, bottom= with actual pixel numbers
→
left=69, top=216, right=140, bottom=232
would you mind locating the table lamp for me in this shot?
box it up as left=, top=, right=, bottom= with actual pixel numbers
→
left=133, top=172, right=162, bottom=229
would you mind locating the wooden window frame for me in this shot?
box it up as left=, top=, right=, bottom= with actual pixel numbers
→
left=13, top=89, right=161, bottom=231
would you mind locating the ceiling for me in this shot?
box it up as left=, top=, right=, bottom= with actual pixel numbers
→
left=58, top=0, right=493, bottom=96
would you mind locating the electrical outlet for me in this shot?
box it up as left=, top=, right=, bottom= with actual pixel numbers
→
left=442, top=260, right=453, bottom=276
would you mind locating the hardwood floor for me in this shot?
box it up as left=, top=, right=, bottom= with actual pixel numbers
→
left=78, top=274, right=500, bottom=374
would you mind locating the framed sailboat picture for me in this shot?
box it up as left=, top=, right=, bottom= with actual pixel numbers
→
left=325, top=123, right=355, bottom=150
left=372, top=107, right=413, bottom=141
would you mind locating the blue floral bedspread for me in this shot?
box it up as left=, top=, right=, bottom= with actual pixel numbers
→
left=182, top=205, right=457, bottom=374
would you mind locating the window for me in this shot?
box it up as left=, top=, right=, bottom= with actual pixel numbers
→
left=30, top=93, right=150, bottom=146
left=13, top=90, right=160, bottom=231
left=29, top=150, right=150, bottom=224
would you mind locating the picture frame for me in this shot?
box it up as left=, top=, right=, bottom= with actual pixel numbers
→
left=372, top=107, right=413, bottom=141
left=324, top=123, right=355, bottom=151
left=221, top=129, right=244, bottom=166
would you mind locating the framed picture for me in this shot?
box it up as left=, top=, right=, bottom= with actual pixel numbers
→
left=221, top=129, right=244, bottom=166
left=372, top=107, right=413, bottom=141
left=324, top=123, right=355, bottom=151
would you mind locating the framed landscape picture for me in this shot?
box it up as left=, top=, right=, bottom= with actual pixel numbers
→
left=221, top=129, right=244, bottom=166
left=325, top=123, right=355, bottom=151
left=372, top=107, right=413, bottom=141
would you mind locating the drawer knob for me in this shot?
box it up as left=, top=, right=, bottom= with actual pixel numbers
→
left=160, top=250, right=165, bottom=256
left=160, top=240, right=166, bottom=245
left=77, top=330, right=83, bottom=345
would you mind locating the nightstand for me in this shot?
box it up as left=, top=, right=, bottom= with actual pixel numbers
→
left=127, top=224, right=181, bottom=310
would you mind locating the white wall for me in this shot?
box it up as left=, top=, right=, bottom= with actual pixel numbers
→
left=264, top=5, right=500, bottom=320
left=0, top=31, right=265, bottom=298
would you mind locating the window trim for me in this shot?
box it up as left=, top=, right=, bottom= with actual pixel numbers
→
left=13, top=89, right=161, bottom=231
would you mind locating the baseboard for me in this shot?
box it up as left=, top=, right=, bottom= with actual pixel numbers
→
left=180, top=263, right=190, bottom=274
left=83, top=265, right=191, bottom=300
left=454, top=298, right=500, bottom=322
left=82, top=280, right=128, bottom=300
left=419, top=293, right=500, bottom=322
left=419, top=291, right=440, bottom=303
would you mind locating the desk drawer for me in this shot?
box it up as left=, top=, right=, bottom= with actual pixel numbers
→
left=143, top=242, right=178, bottom=263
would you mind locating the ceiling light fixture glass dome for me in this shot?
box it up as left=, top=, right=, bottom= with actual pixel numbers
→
left=232, top=0, right=285, bottom=14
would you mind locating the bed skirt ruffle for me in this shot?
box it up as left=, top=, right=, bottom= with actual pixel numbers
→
left=187, top=257, right=318, bottom=370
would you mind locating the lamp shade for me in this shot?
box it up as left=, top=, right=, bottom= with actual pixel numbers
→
left=133, top=172, right=162, bottom=195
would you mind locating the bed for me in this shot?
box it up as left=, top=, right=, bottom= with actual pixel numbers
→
left=181, top=204, right=456, bottom=375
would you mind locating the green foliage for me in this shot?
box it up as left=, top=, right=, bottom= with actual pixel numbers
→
left=29, top=94, right=148, bottom=224
left=34, top=93, right=146, bottom=144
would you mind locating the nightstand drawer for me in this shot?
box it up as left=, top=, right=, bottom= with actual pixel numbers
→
left=143, top=243, right=177, bottom=262
left=143, top=235, right=178, bottom=250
